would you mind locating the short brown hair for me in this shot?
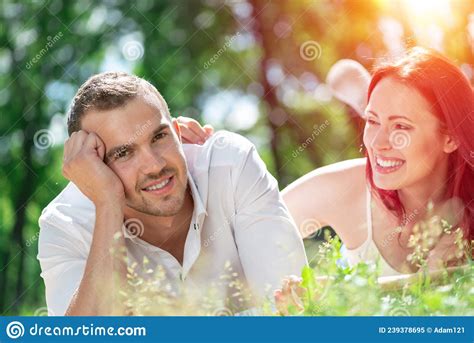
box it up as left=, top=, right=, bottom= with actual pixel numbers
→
left=67, top=72, right=169, bottom=135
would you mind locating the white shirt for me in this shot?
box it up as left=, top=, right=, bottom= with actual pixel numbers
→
left=37, top=131, right=307, bottom=316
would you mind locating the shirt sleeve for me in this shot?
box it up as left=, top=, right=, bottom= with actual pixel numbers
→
left=37, top=210, right=88, bottom=316
left=231, top=142, right=308, bottom=302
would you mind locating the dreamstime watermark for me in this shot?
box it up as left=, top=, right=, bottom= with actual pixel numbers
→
left=122, top=218, right=145, bottom=239
left=299, top=40, right=322, bottom=61
left=203, top=32, right=241, bottom=70
left=291, top=120, right=330, bottom=159
left=126, top=120, right=152, bottom=146
left=6, top=321, right=24, bottom=339
left=33, top=129, right=55, bottom=150
left=211, top=306, right=233, bottom=316
left=300, top=218, right=323, bottom=239
left=25, top=231, right=40, bottom=248
left=109, top=120, right=152, bottom=160
left=308, top=300, right=328, bottom=315
left=122, top=40, right=144, bottom=61
left=380, top=209, right=419, bottom=248
left=388, top=306, right=410, bottom=316
left=389, top=130, right=411, bottom=149
left=203, top=225, right=224, bottom=248
left=203, top=214, right=234, bottom=248
left=5, top=320, right=146, bottom=338
left=25, top=32, right=63, bottom=69
left=212, top=133, right=231, bottom=150
left=33, top=307, right=55, bottom=316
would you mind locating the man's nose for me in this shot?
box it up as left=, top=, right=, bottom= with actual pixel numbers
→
left=139, top=147, right=166, bottom=174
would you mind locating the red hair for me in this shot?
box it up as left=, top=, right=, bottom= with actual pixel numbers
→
left=365, top=47, right=474, bottom=245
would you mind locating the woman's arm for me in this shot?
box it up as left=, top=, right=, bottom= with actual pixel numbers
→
left=282, top=158, right=366, bottom=238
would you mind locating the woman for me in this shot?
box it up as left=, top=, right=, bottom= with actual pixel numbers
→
left=178, top=47, right=473, bottom=277
left=285, top=47, right=473, bottom=275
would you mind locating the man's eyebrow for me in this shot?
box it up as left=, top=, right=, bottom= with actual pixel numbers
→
left=148, top=123, right=170, bottom=139
left=365, top=110, right=413, bottom=123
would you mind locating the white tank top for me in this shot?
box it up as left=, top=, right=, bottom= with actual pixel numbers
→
left=341, top=187, right=402, bottom=276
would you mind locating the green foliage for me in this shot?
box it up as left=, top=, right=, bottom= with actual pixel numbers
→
left=285, top=237, right=473, bottom=316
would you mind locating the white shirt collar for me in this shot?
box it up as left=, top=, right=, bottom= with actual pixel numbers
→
left=186, top=170, right=207, bottom=227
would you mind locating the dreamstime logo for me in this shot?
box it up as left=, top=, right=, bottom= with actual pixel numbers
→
left=122, top=41, right=144, bottom=61
left=211, top=307, right=233, bottom=316
left=300, top=219, right=322, bottom=239
left=299, top=40, right=322, bottom=61
left=389, top=131, right=411, bottom=149
left=388, top=306, right=410, bottom=316
left=213, top=134, right=230, bottom=150
left=33, top=129, right=55, bottom=150
left=34, top=306, right=54, bottom=316
left=123, top=218, right=145, bottom=239
left=6, top=321, right=24, bottom=339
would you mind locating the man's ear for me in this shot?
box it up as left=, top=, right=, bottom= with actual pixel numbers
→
left=172, top=118, right=182, bottom=143
left=443, top=134, right=459, bottom=154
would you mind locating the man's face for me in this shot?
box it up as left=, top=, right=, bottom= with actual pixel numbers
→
left=81, top=92, right=188, bottom=216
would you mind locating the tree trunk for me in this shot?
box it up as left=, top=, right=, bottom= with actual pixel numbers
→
left=250, top=0, right=285, bottom=181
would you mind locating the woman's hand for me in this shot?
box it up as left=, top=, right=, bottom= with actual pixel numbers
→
left=274, top=275, right=306, bottom=316
left=176, top=116, right=214, bottom=144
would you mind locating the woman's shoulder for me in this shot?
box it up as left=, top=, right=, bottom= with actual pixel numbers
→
left=311, top=158, right=367, bottom=201
left=283, top=158, right=367, bottom=212
left=282, top=158, right=368, bottom=237
left=284, top=158, right=367, bottom=193
left=312, top=157, right=366, bottom=177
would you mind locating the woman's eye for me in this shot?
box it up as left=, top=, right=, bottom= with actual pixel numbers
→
left=152, top=133, right=167, bottom=142
left=367, top=118, right=379, bottom=125
left=394, top=123, right=411, bottom=130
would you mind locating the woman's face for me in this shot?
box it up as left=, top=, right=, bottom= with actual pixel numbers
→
left=363, top=77, right=455, bottom=191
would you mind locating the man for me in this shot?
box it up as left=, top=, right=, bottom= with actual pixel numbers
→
left=37, top=72, right=307, bottom=316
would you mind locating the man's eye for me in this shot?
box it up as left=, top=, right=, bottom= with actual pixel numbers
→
left=152, top=133, right=167, bottom=142
left=114, top=148, right=129, bottom=160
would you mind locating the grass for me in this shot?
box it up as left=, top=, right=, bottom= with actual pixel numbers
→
left=16, top=230, right=473, bottom=316
left=284, top=234, right=473, bottom=316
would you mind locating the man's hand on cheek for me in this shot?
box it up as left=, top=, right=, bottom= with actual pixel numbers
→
left=62, top=130, right=125, bottom=207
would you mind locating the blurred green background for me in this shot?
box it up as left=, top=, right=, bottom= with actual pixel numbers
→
left=0, top=0, right=473, bottom=315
